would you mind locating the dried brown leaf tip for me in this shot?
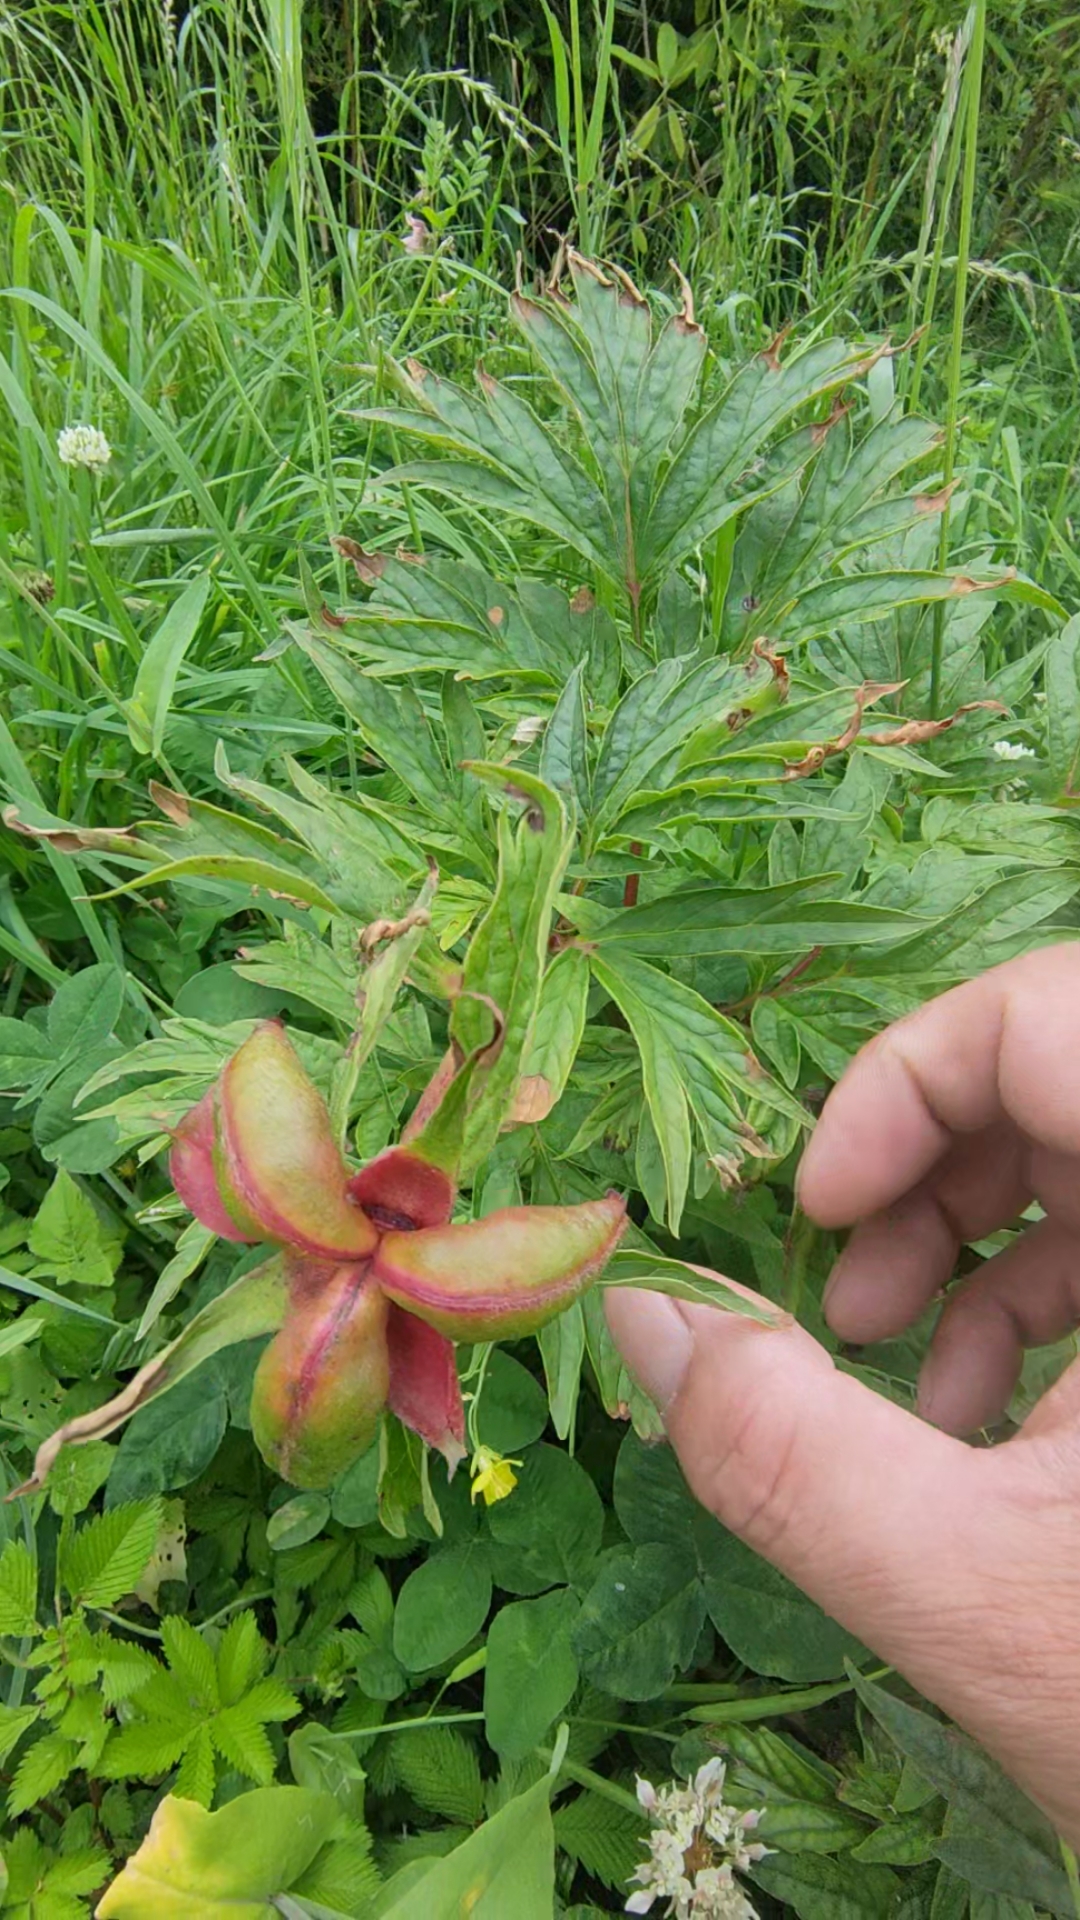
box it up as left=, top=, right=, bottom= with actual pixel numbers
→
left=749, top=635, right=790, bottom=700
left=668, top=258, right=703, bottom=337
left=810, top=395, right=852, bottom=447
left=915, top=480, right=959, bottom=515
left=761, top=323, right=794, bottom=371
left=332, top=535, right=387, bottom=584
left=570, top=586, right=595, bottom=614
left=783, top=683, right=1004, bottom=778
left=949, top=568, right=1017, bottom=595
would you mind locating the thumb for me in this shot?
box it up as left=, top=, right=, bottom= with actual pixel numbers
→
left=605, top=1286, right=1001, bottom=1681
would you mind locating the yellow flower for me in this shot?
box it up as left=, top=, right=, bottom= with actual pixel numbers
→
left=469, top=1445, right=522, bottom=1506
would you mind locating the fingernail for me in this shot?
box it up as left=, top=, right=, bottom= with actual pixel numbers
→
left=605, top=1289, right=694, bottom=1413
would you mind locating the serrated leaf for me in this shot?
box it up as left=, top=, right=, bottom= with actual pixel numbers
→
left=554, top=1789, right=647, bottom=1892
left=216, top=1610, right=268, bottom=1706
left=389, top=1725, right=485, bottom=1826
left=28, top=1168, right=120, bottom=1289
left=0, top=1538, right=38, bottom=1635
left=8, top=1730, right=79, bottom=1817
left=172, top=1722, right=216, bottom=1808
left=61, top=1499, right=163, bottom=1610
left=209, top=1702, right=276, bottom=1783
left=0, top=1699, right=40, bottom=1765
left=161, top=1614, right=219, bottom=1710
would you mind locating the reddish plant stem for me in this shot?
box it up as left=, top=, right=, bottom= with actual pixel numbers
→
left=722, top=945, right=824, bottom=1017
left=623, top=844, right=642, bottom=908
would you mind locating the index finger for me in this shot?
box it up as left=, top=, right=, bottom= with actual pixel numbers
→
left=797, top=945, right=1080, bottom=1227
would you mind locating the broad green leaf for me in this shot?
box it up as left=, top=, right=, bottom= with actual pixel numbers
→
left=13, top=1256, right=287, bottom=1497
left=28, top=1167, right=120, bottom=1288
left=588, top=653, right=743, bottom=841
left=0, top=1015, right=53, bottom=1089
left=640, top=337, right=869, bottom=576
left=517, top=945, right=590, bottom=1125
left=107, top=1368, right=229, bottom=1499
left=774, top=567, right=1060, bottom=648
left=374, top=1767, right=556, bottom=1918
left=573, top=1543, right=705, bottom=1699
left=97, top=1787, right=345, bottom=1919
left=474, top=1350, right=550, bottom=1455
left=595, top=878, right=925, bottom=954
left=537, top=1300, right=586, bottom=1442
left=267, top=1493, right=332, bottom=1552
left=126, top=572, right=210, bottom=756
left=393, top=1540, right=492, bottom=1671
left=700, top=1530, right=867, bottom=1681
left=752, top=1849, right=904, bottom=1917
left=487, top=1444, right=604, bottom=1593
left=850, top=1668, right=1073, bottom=1913
left=539, top=658, right=590, bottom=807
left=484, top=1587, right=580, bottom=1759
left=47, top=962, right=124, bottom=1058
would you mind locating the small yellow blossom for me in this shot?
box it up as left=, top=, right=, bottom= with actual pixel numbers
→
left=469, top=1445, right=522, bottom=1506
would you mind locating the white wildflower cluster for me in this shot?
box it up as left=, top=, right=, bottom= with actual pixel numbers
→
left=992, top=739, right=1036, bottom=762
left=627, top=1757, right=767, bottom=1919
left=56, top=425, right=112, bottom=473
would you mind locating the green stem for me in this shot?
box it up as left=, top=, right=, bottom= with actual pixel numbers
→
left=929, top=0, right=986, bottom=718
left=1062, top=1840, right=1080, bottom=1920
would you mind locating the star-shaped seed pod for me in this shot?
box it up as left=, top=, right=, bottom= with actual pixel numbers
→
left=167, top=1020, right=625, bottom=1488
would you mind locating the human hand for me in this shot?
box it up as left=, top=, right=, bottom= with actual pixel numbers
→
left=606, top=945, right=1080, bottom=1844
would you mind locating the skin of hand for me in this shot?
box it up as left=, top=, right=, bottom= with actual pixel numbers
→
left=606, top=945, right=1080, bottom=1846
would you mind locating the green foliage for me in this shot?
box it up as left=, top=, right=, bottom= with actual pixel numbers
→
left=0, top=10, right=1076, bottom=1911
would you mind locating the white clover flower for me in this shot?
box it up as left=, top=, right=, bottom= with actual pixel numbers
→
left=57, top=424, right=112, bottom=472
left=512, top=714, right=545, bottom=746
left=993, top=739, right=1035, bottom=761
left=627, top=1757, right=766, bottom=1920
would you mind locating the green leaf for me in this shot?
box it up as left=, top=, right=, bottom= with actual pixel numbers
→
left=0, top=1014, right=53, bottom=1089
left=484, top=1587, right=579, bottom=1759
left=28, top=1168, right=120, bottom=1289
left=392, top=1540, right=492, bottom=1671
left=573, top=1543, right=705, bottom=1699
left=267, top=1493, right=331, bottom=1553
left=519, top=945, right=590, bottom=1124
left=389, top=1724, right=485, bottom=1826
left=450, top=766, right=575, bottom=1172
left=373, top=1767, right=556, bottom=1918
left=16, top=1255, right=287, bottom=1497
left=1046, top=611, right=1080, bottom=800
left=217, top=1611, right=269, bottom=1707
left=127, top=573, right=211, bottom=756
left=700, top=1529, right=867, bottom=1682
left=603, top=1249, right=784, bottom=1325
left=474, top=1350, right=550, bottom=1454
left=537, top=1302, right=586, bottom=1442
left=752, top=1848, right=904, bottom=1917
left=595, top=880, right=927, bottom=955
left=96, top=1786, right=344, bottom=1918
left=487, top=1444, right=604, bottom=1593
left=47, top=963, right=125, bottom=1059
left=107, top=1368, right=229, bottom=1498
left=554, top=1788, right=647, bottom=1894
left=590, top=947, right=803, bottom=1230
left=8, top=1730, right=79, bottom=1818
left=849, top=1667, right=1073, bottom=1913
left=0, top=1538, right=38, bottom=1635
left=60, top=1498, right=164, bottom=1608
left=0, top=1700, right=39, bottom=1765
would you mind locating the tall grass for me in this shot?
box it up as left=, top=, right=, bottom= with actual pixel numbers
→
left=0, top=0, right=1076, bottom=942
